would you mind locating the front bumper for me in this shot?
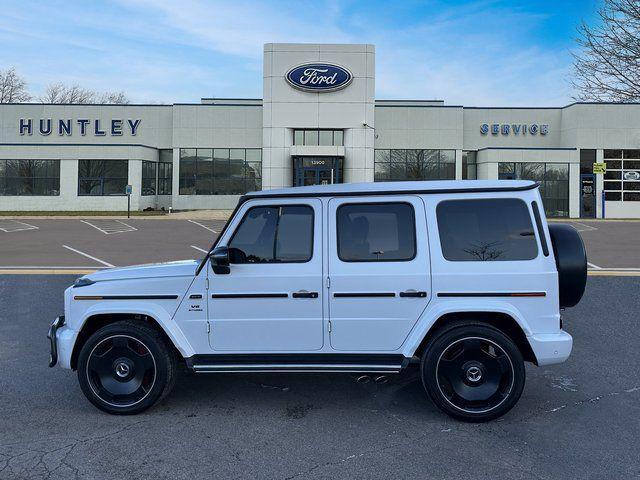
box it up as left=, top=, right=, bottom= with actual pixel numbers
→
left=528, top=330, right=573, bottom=366
left=47, top=316, right=65, bottom=367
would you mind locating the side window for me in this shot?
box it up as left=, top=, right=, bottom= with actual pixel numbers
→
left=436, top=198, right=538, bottom=261
left=337, top=203, right=416, bottom=262
left=228, top=205, right=313, bottom=263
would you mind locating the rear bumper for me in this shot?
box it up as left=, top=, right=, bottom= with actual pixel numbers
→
left=528, top=330, right=573, bottom=366
left=47, top=316, right=74, bottom=369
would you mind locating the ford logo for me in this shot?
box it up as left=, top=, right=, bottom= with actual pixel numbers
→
left=623, top=171, right=640, bottom=180
left=285, top=63, right=353, bottom=92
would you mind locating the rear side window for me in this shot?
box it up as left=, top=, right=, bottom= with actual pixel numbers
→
left=436, top=199, right=538, bottom=261
left=229, top=205, right=313, bottom=263
left=337, top=203, right=416, bottom=262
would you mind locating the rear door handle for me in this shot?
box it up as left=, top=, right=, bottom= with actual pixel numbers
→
left=292, top=291, right=319, bottom=299
left=399, top=291, right=427, bottom=298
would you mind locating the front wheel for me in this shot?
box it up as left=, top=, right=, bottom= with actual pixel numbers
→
left=77, top=321, right=177, bottom=414
left=421, top=323, right=525, bottom=422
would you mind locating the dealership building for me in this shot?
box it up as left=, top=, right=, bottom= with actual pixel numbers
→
left=1, top=43, right=640, bottom=218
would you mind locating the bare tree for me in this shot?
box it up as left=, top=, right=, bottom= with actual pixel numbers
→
left=572, top=0, right=640, bottom=101
left=40, top=82, right=131, bottom=104
left=0, top=67, right=32, bottom=103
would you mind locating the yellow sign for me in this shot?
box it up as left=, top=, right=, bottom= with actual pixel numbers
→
left=593, top=162, right=606, bottom=174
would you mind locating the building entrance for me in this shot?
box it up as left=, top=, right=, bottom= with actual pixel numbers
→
left=293, top=157, right=343, bottom=187
left=580, top=174, right=596, bottom=218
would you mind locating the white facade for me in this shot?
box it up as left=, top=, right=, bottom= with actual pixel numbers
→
left=1, top=43, right=640, bottom=217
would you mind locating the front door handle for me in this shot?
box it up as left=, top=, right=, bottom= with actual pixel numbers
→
left=292, top=291, right=319, bottom=299
left=399, top=291, right=427, bottom=298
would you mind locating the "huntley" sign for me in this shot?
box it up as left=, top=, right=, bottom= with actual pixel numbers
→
left=19, top=118, right=142, bottom=136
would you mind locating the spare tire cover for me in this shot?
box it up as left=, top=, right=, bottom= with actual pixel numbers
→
left=548, top=223, right=587, bottom=308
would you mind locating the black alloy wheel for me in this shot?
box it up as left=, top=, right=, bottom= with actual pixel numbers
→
left=421, top=323, right=525, bottom=422
left=77, top=321, right=177, bottom=414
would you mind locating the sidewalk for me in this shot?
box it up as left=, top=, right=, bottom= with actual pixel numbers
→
left=0, top=210, right=234, bottom=220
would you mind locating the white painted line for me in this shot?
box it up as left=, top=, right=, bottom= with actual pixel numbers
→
left=594, top=267, right=640, bottom=271
left=0, top=220, right=39, bottom=233
left=572, top=222, right=598, bottom=232
left=191, top=245, right=209, bottom=253
left=62, top=245, right=115, bottom=268
left=587, top=262, right=603, bottom=270
left=81, top=219, right=137, bottom=234
left=188, top=219, right=218, bottom=233
left=0, top=265, right=109, bottom=269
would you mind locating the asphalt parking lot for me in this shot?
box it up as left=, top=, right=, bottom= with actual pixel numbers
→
left=0, top=275, right=638, bottom=479
left=0, top=217, right=638, bottom=273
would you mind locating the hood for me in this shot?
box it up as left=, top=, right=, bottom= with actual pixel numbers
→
left=85, top=259, right=198, bottom=283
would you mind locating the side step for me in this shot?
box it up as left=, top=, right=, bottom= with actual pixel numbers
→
left=186, top=354, right=409, bottom=373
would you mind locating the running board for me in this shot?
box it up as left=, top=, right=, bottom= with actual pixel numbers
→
left=186, top=354, right=409, bottom=374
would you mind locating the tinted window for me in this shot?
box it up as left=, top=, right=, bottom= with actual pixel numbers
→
left=337, top=203, right=415, bottom=262
left=229, top=205, right=313, bottom=263
left=437, top=199, right=538, bottom=261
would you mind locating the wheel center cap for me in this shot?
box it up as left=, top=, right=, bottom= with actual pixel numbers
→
left=466, top=366, right=483, bottom=383
left=115, top=362, right=130, bottom=378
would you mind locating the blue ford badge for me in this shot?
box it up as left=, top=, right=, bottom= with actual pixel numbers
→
left=285, top=63, right=353, bottom=92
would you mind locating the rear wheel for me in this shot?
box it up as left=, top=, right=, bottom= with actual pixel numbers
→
left=77, top=321, right=177, bottom=414
left=421, top=323, right=525, bottom=422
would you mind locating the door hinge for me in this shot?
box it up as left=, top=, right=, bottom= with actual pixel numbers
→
left=326, top=276, right=331, bottom=289
left=207, top=322, right=211, bottom=334
left=328, top=320, right=332, bottom=333
left=205, top=277, right=210, bottom=290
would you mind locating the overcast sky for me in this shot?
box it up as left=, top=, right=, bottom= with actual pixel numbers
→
left=0, top=0, right=599, bottom=106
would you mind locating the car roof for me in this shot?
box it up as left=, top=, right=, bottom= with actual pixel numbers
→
left=244, top=180, right=537, bottom=199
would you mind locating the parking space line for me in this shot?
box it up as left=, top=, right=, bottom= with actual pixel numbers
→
left=191, top=245, right=209, bottom=254
left=0, top=220, right=39, bottom=233
left=572, top=222, right=598, bottom=232
left=587, top=261, right=603, bottom=270
left=62, top=245, right=115, bottom=267
left=81, top=219, right=137, bottom=234
left=188, top=219, right=218, bottom=233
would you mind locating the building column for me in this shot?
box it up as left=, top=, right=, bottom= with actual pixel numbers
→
left=455, top=150, right=463, bottom=180
left=596, top=149, right=604, bottom=218
left=568, top=161, right=580, bottom=218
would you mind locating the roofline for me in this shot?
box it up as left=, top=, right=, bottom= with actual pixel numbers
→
left=240, top=182, right=539, bottom=202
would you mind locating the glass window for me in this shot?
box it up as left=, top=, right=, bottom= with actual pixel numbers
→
left=293, top=130, right=344, bottom=146
left=179, top=148, right=261, bottom=195
left=304, top=130, right=319, bottom=146
left=337, top=203, right=416, bottom=262
left=228, top=205, right=313, bottom=263
left=602, top=150, right=640, bottom=202
left=78, top=160, right=128, bottom=196
left=437, top=199, right=538, bottom=261
left=499, top=162, right=569, bottom=217
left=158, top=162, right=172, bottom=195
left=0, top=159, right=60, bottom=196
left=141, top=161, right=157, bottom=196
left=375, top=149, right=456, bottom=182
left=580, top=149, right=596, bottom=175
left=462, top=151, right=477, bottom=180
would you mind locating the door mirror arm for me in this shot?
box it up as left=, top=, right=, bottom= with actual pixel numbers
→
left=209, top=246, right=231, bottom=275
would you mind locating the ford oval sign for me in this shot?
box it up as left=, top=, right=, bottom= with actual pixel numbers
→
left=285, top=63, right=353, bottom=92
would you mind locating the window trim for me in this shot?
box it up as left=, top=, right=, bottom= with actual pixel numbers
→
left=227, top=203, right=315, bottom=264
left=336, top=201, right=417, bottom=263
left=435, top=197, right=539, bottom=262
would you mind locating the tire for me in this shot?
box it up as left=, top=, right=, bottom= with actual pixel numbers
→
left=421, top=322, right=525, bottom=422
left=77, top=320, right=177, bottom=415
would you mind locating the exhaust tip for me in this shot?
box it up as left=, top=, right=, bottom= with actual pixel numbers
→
left=373, top=375, right=388, bottom=385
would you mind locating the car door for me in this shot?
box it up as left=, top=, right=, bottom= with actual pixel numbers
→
left=328, top=196, right=431, bottom=351
left=208, top=198, right=324, bottom=351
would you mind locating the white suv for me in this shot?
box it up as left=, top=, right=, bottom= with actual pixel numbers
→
left=48, top=180, right=587, bottom=421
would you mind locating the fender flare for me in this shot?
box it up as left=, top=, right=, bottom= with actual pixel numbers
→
left=74, top=301, right=196, bottom=358
left=401, top=300, right=533, bottom=358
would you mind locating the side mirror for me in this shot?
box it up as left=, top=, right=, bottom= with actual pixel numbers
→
left=209, top=246, right=230, bottom=274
